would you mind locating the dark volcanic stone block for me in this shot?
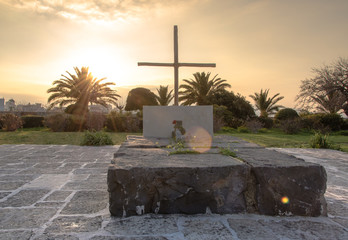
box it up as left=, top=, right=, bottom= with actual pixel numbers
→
left=108, top=136, right=328, bottom=217
left=108, top=148, right=249, bottom=217
left=236, top=148, right=327, bottom=216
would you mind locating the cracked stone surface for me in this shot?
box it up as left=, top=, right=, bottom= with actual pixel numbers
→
left=0, top=142, right=347, bottom=239
left=108, top=136, right=327, bottom=217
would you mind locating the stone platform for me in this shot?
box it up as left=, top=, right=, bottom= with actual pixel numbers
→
left=108, top=136, right=327, bottom=217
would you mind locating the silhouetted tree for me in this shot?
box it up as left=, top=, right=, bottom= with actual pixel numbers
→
left=296, top=57, right=348, bottom=115
left=125, top=87, right=158, bottom=111
left=179, top=72, right=231, bottom=105
left=47, top=66, right=119, bottom=117
left=249, top=89, right=284, bottom=117
left=155, top=85, right=174, bottom=106
left=207, top=89, right=255, bottom=120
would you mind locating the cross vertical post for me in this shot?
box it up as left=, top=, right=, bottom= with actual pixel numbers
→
left=138, top=25, right=216, bottom=106
left=173, top=25, right=179, bottom=105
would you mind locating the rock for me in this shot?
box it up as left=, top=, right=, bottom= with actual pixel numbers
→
left=108, top=145, right=249, bottom=217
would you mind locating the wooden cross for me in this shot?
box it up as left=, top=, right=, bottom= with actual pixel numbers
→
left=138, top=25, right=216, bottom=105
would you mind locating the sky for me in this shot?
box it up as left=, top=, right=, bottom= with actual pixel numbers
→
left=1, top=0, right=348, bottom=108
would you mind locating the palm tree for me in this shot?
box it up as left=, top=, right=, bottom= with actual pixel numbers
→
left=249, top=89, right=284, bottom=117
left=179, top=72, right=231, bottom=105
left=311, top=90, right=346, bottom=113
left=155, top=85, right=174, bottom=106
left=47, top=67, right=120, bottom=117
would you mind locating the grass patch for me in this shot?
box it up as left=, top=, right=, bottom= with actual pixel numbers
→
left=0, top=127, right=140, bottom=145
left=168, top=150, right=200, bottom=155
left=217, top=128, right=348, bottom=153
left=219, top=148, right=237, bottom=157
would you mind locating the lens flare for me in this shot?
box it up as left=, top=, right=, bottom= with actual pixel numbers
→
left=281, top=196, right=289, bottom=204
left=186, top=126, right=212, bottom=153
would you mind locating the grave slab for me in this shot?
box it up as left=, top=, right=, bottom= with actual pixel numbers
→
left=108, top=136, right=327, bottom=217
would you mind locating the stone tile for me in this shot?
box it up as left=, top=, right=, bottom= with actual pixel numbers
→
left=45, top=216, right=102, bottom=233
left=44, top=190, right=72, bottom=202
left=84, top=163, right=109, bottom=168
left=0, top=181, right=26, bottom=191
left=0, top=208, right=57, bottom=229
left=0, top=169, right=19, bottom=174
left=73, top=168, right=108, bottom=174
left=61, top=191, right=108, bottom=214
left=25, top=174, right=70, bottom=189
left=258, top=219, right=348, bottom=240
left=180, top=218, right=234, bottom=240
left=90, top=237, right=169, bottom=240
left=61, top=181, right=106, bottom=190
left=0, top=230, right=33, bottom=240
left=35, top=202, right=65, bottom=208
left=0, top=192, right=11, bottom=199
left=105, top=215, right=179, bottom=235
left=0, top=174, right=38, bottom=182
left=0, top=189, right=50, bottom=207
left=228, top=218, right=276, bottom=239
left=33, top=234, right=79, bottom=240
left=331, top=217, right=348, bottom=228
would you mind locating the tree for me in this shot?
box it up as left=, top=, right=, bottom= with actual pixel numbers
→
left=47, top=67, right=119, bottom=117
left=296, top=58, right=348, bottom=115
left=249, top=89, right=284, bottom=117
left=179, top=72, right=231, bottom=105
left=155, top=85, right=174, bottom=106
left=125, top=87, right=158, bottom=111
left=207, top=89, right=255, bottom=120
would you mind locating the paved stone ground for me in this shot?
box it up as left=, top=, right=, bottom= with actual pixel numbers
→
left=0, top=144, right=347, bottom=240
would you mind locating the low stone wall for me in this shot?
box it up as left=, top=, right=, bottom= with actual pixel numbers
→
left=108, top=136, right=327, bottom=217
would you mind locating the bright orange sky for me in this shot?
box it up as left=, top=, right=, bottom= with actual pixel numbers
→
left=1, top=0, right=348, bottom=108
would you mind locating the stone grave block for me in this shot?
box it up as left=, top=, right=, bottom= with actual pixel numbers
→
left=108, top=136, right=327, bottom=217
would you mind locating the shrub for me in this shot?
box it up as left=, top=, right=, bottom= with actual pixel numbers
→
left=275, top=108, right=299, bottom=121
left=301, top=113, right=344, bottom=132
left=44, top=113, right=85, bottom=132
left=258, top=116, right=274, bottom=129
left=21, top=115, right=44, bottom=128
left=86, top=112, right=106, bottom=131
left=80, top=131, right=114, bottom=146
left=279, top=119, right=302, bottom=134
left=105, top=111, right=141, bottom=132
left=0, top=113, right=22, bottom=131
left=309, top=132, right=333, bottom=149
left=245, top=119, right=263, bottom=133
left=237, top=126, right=249, bottom=133
left=320, top=113, right=344, bottom=131
left=44, top=113, right=68, bottom=132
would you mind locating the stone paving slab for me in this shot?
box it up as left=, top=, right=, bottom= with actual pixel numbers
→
left=0, top=143, right=347, bottom=239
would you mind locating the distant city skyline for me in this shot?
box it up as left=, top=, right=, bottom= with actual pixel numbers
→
left=1, top=0, right=348, bottom=108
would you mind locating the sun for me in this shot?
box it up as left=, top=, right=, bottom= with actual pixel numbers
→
left=67, top=46, right=132, bottom=87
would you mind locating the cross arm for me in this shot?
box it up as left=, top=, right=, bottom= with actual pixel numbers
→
left=138, top=62, right=174, bottom=67
left=178, top=63, right=216, bottom=67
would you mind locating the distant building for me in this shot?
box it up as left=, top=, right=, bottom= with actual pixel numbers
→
left=5, top=99, right=15, bottom=111
left=16, top=103, right=45, bottom=112
left=0, top=98, right=4, bottom=111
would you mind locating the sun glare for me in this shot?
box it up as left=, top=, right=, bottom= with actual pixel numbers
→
left=67, top=46, right=132, bottom=87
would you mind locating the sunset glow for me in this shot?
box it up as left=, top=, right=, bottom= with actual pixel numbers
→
left=1, top=0, right=348, bottom=106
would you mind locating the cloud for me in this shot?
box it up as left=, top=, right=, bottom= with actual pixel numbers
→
left=1, top=0, right=198, bottom=22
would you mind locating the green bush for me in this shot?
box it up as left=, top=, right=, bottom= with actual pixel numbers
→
left=0, top=113, right=22, bottom=131
left=237, top=126, right=249, bottom=133
left=258, top=116, right=274, bottom=129
left=245, top=119, right=263, bottom=133
left=301, top=113, right=344, bottom=132
left=44, top=113, right=85, bottom=132
left=275, top=108, right=299, bottom=121
left=105, top=111, right=141, bottom=132
left=86, top=112, right=106, bottom=131
left=80, top=131, right=113, bottom=146
left=309, top=132, right=333, bottom=149
left=279, top=119, right=302, bottom=134
left=21, top=115, right=44, bottom=128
